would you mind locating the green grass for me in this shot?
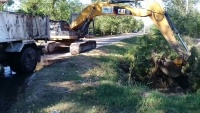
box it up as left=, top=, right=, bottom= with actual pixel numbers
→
left=8, top=35, right=200, bottom=113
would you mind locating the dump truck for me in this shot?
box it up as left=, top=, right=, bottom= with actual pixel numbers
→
left=0, top=11, right=49, bottom=74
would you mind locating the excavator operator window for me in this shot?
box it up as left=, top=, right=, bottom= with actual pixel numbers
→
left=60, top=21, right=70, bottom=31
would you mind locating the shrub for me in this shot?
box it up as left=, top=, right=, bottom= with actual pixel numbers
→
left=118, top=25, right=199, bottom=91
left=186, top=47, right=200, bottom=92
left=125, top=25, right=180, bottom=88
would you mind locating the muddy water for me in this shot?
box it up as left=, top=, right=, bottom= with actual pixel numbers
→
left=0, top=70, right=34, bottom=112
left=0, top=47, right=70, bottom=113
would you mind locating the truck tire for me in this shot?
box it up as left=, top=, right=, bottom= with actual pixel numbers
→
left=9, top=47, right=37, bottom=73
left=20, top=47, right=37, bottom=73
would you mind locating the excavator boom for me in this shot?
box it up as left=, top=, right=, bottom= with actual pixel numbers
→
left=70, top=1, right=190, bottom=56
left=68, top=0, right=190, bottom=77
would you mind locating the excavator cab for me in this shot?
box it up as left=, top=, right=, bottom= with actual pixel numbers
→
left=70, top=12, right=80, bottom=24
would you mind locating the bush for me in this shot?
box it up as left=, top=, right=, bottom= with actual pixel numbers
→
left=125, top=25, right=200, bottom=90
left=186, top=47, right=200, bottom=92
left=117, top=25, right=200, bottom=91
left=182, top=36, right=199, bottom=50
left=124, top=25, right=181, bottom=88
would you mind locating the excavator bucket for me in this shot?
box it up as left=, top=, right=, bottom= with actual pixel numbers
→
left=160, top=59, right=182, bottom=77
left=152, top=57, right=182, bottom=78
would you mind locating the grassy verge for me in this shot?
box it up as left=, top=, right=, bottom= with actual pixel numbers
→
left=8, top=35, right=200, bottom=113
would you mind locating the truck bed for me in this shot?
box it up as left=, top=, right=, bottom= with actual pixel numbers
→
left=0, top=11, right=50, bottom=42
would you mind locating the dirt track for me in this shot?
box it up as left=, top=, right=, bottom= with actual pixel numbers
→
left=36, top=33, right=143, bottom=70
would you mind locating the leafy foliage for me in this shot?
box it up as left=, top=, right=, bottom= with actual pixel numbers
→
left=162, top=0, right=200, bottom=92
left=18, top=0, right=82, bottom=20
left=163, top=0, right=200, bottom=38
left=125, top=24, right=200, bottom=91
left=94, top=16, right=144, bottom=35
left=186, top=46, right=200, bottom=91
left=126, top=25, right=181, bottom=88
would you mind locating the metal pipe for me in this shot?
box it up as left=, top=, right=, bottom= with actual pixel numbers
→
left=164, top=11, right=189, bottom=51
left=177, top=33, right=189, bottom=51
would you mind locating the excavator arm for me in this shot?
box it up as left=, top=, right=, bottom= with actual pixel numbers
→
left=69, top=0, right=191, bottom=77
left=70, top=1, right=190, bottom=56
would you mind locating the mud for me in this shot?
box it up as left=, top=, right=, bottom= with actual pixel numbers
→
left=0, top=71, right=34, bottom=112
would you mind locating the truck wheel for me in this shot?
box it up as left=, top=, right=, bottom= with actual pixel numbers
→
left=19, top=47, right=37, bottom=73
left=9, top=47, right=37, bottom=73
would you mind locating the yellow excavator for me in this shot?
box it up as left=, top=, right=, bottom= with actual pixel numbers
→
left=50, top=0, right=191, bottom=77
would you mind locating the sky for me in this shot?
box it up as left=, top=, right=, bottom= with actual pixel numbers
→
left=80, top=0, right=91, bottom=4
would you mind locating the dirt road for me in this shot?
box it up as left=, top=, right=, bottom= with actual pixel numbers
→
left=41, top=33, right=142, bottom=60
left=87, top=33, right=142, bottom=48
left=36, top=33, right=142, bottom=70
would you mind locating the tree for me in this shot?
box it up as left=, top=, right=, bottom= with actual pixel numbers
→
left=18, top=0, right=82, bottom=21
left=162, top=0, right=200, bottom=37
left=94, top=15, right=143, bottom=36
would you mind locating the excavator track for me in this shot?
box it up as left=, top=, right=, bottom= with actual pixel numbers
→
left=70, top=40, right=96, bottom=55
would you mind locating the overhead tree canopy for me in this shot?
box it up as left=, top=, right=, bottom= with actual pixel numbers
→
left=162, top=0, right=200, bottom=37
left=18, top=0, right=82, bottom=21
